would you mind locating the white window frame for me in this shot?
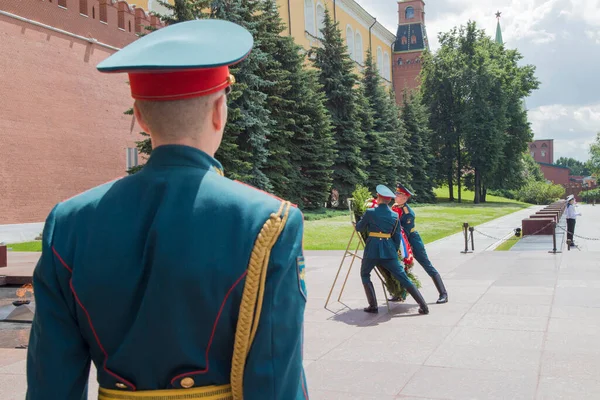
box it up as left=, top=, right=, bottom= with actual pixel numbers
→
left=383, top=51, right=390, bottom=80
left=126, top=148, right=139, bottom=170
left=377, top=46, right=383, bottom=76
left=304, top=0, right=315, bottom=36
left=354, top=30, right=363, bottom=64
left=346, top=25, right=354, bottom=60
left=315, top=2, right=325, bottom=39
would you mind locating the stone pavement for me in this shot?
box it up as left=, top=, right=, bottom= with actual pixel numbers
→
left=2, top=205, right=600, bottom=399
left=0, top=223, right=43, bottom=244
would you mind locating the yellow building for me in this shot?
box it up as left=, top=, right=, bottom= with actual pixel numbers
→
left=277, top=0, right=395, bottom=85
left=134, top=0, right=395, bottom=84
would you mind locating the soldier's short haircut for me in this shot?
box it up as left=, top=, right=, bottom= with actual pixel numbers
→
left=135, top=91, right=223, bottom=140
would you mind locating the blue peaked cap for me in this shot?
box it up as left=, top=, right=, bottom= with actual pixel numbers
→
left=376, top=185, right=395, bottom=198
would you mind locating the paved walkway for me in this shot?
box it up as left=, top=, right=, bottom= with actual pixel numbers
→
left=0, top=223, right=43, bottom=244
left=2, top=205, right=600, bottom=399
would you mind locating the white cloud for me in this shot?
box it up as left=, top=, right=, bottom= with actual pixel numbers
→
left=585, top=29, right=600, bottom=43
left=564, top=0, right=600, bottom=26
left=529, top=103, right=600, bottom=160
left=354, top=0, right=600, bottom=161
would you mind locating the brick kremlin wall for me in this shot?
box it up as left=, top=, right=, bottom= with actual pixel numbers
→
left=0, top=0, right=162, bottom=224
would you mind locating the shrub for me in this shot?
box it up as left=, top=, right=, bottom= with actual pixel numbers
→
left=515, top=180, right=565, bottom=204
left=581, top=188, right=600, bottom=202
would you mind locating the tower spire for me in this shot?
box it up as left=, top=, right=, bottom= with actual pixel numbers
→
left=495, top=11, right=503, bottom=44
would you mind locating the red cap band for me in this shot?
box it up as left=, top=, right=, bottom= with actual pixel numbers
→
left=396, top=187, right=411, bottom=196
left=128, top=66, right=232, bottom=101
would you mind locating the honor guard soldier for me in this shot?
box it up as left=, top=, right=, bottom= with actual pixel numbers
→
left=355, top=185, right=429, bottom=315
left=393, top=183, right=448, bottom=304
left=565, top=194, right=581, bottom=247
left=26, top=20, right=309, bottom=400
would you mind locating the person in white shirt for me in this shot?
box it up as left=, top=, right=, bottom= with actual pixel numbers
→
left=565, top=194, right=581, bottom=247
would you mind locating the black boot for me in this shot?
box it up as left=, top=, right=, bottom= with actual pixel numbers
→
left=405, top=285, right=429, bottom=315
left=363, top=282, right=378, bottom=313
left=432, top=273, right=448, bottom=304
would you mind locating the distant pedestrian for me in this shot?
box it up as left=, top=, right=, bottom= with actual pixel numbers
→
left=565, top=194, right=581, bottom=247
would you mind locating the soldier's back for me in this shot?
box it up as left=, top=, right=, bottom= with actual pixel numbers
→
left=34, top=145, right=307, bottom=397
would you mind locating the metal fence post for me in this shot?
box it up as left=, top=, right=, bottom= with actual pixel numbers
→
left=469, top=226, right=475, bottom=251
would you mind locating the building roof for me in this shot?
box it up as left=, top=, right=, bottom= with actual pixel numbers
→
left=537, top=162, right=570, bottom=170
left=337, top=0, right=396, bottom=44
left=495, top=20, right=503, bottom=44
left=394, top=23, right=426, bottom=52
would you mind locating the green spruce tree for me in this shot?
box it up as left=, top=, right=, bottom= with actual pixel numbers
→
left=361, top=49, right=411, bottom=187
left=312, top=7, right=366, bottom=207
left=211, top=0, right=273, bottom=190
left=401, top=92, right=436, bottom=203
left=257, top=0, right=335, bottom=208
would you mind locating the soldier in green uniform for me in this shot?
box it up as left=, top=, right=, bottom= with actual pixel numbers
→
left=26, top=20, right=309, bottom=400
left=394, top=183, right=448, bottom=304
left=355, top=185, right=429, bottom=315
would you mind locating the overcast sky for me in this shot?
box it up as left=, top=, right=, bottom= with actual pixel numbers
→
left=355, top=0, right=600, bottom=162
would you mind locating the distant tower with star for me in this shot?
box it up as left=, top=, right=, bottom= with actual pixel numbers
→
left=392, top=0, right=429, bottom=103
left=495, top=11, right=503, bottom=44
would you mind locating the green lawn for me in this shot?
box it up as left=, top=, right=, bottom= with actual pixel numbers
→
left=7, top=188, right=529, bottom=252
left=6, top=241, right=42, bottom=252
left=304, top=188, right=530, bottom=250
left=494, top=237, right=521, bottom=251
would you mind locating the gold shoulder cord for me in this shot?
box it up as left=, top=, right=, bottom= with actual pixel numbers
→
left=230, top=201, right=293, bottom=400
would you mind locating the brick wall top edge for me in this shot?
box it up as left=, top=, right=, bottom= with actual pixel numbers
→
left=2, top=0, right=165, bottom=49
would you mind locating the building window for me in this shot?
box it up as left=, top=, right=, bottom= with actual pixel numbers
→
left=354, top=31, right=363, bottom=64
left=126, top=148, right=139, bottom=170
left=411, top=35, right=417, bottom=44
left=346, top=25, right=354, bottom=60
left=541, top=151, right=546, bottom=157
left=383, top=52, right=390, bottom=80
left=531, top=151, right=535, bottom=157
left=118, top=11, right=125, bottom=29
left=129, top=20, right=132, bottom=32
left=316, top=2, right=325, bottom=39
left=541, top=143, right=548, bottom=148
left=405, top=6, right=414, bottom=19
left=92, top=6, right=95, bottom=19
left=58, top=0, right=67, bottom=7
left=304, top=0, right=315, bottom=36
left=79, top=0, right=87, bottom=15
left=99, top=1, right=107, bottom=22
left=377, top=47, right=383, bottom=75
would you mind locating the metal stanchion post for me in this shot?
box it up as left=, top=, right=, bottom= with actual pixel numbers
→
left=461, top=223, right=472, bottom=254
left=469, top=226, right=475, bottom=251
left=549, top=221, right=562, bottom=254
left=461, top=222, right=469, bottom=253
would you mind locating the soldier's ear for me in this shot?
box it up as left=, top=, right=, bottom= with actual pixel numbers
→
left=212, top=94, right=227, bottom=132
left=133, top=101, right=150, bottom=134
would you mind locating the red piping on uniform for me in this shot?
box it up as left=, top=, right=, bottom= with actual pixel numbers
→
left=69, top=279, right=137, bottom=391
left=301, top=370, right=308, bottom=399
left=170, top=270, right=249, bottom=385
left=52, top=246, right=72, bottom=273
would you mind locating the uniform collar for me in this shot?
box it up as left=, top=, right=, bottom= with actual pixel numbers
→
left=144, top=144, right=224, bottom=175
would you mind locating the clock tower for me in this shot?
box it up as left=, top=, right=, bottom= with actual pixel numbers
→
left=392, top=0, right=428, bottom=103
